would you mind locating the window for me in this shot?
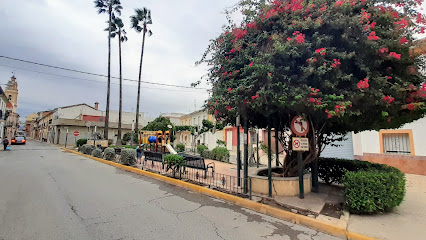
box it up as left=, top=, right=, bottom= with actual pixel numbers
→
left=8, top=95, right=12, bottom=100
left=380, top=130, right=414, bottom=155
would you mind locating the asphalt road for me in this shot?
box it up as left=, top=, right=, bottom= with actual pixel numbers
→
left=0, top=140, right=341, bottom=240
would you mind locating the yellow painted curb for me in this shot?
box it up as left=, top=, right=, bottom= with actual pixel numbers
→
left=62, top=148, right=378, bottom=240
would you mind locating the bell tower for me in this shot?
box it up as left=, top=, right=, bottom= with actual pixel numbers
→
left=5, top=75, right=18, bottom=112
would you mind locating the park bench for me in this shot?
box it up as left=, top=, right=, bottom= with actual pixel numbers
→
left=144, top=151, right=165, bottom=169
left=182, top=154, right=215, bottom=178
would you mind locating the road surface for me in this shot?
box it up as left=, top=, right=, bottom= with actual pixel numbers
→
left=0, top=140, right=341, bottom=240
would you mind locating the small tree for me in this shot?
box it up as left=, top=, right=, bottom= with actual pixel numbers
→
left=198, top=0, right=426, bottom=176
left=164, top=154, right=185, bottom=178
left=143, top=116, right=173, bottom=132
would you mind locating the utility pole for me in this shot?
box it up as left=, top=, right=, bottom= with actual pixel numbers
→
left=236, top=116, right=241, bottom=187
left=243, top=116, right=249, bottom=194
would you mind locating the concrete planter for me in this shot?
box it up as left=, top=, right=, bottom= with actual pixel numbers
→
left=249, top=167, right=311, bottom=197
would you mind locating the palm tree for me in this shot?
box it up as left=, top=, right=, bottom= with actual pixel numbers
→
left=94, top=0, right=122, bottom=140
left=130, top=8, right=152, bottom=133
left=108, top=18, right=127, bottom=146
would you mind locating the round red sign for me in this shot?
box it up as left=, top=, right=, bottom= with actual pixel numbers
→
left=290, top=116, right=309, bottom=136
left=73, top=131, right=80, bottom=137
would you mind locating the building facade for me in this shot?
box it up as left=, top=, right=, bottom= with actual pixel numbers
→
left=4, top=76, right=19, bottom=139
left=0, top=87, right=9, bottom=140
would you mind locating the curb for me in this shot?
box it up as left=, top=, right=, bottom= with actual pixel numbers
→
left=62, top=148, right=378, bottom=240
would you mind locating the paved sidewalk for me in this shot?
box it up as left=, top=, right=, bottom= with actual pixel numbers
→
left=348, top=174, right=426, bottom=240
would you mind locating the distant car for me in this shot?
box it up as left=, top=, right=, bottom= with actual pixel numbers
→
left=11, top=136, right=26, bottom=145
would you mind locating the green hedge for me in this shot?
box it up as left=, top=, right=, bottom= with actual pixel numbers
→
left=104, top=148, right=116, bottom=161
left=318, top=158, right=405, bottom=214
left=197, top=145, right=208, bottom=155
left=317, top=158, right=388, bottom=185
left=76, top=138, right=87, bottom=147
left=211, top=147, right=229, bottom=162
left=176, top=144, right=185, bottom=152
left=92, top=148, right=102, bottom=158
left=201, top=149, right=212, bottom=159
left=164, top=154, right=185, bottom=178
left=343, top=167, right=405, bottom=214
left=120, top=149, right=136, bottom=166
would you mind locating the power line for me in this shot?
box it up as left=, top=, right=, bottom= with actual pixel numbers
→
left=0, top=64, right=208, bottom=93
left=0, top=55, right=208, bottom=90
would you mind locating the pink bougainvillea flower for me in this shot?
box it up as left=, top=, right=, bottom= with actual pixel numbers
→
left=357, top=78, right=369, bottom=89
left=295, top=32, right=305, bottom=44
left=309, top=98, right=316, bottom=103
left=218, top=38, right=224, bottom=44
left=387, top=76, right=393, bottom=80
left=249, top=62, right=254, bottom=67
left=383, top=95, right=395, bottom=104
left=287, top=37, right=293, bottom=41
left=246, top=21, right=258, bottom=30
left=334, top=1, right=344, bottom=7
left=226, top=106, right=232, bottom=111
left=407, top=103, right=417, bottom=110
left=315, top=48, right=326, bottom=55
left=227, top=88, right=233, bottom=93
left=378, top=48, right=389, bottom=54
left=331, top=59, right=341, bottom=68
left=400, top=37, right=408, bottom=44
left=367, top=31, right=379, bottom=40
left=214, top=110, right=219, bottom=115
left=394, top=18, right=408, bottom=29
left=389, top=52, right=401, bottom=59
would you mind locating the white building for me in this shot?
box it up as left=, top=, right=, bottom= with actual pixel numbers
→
left=160, top=113, right=185, bottom=126
left=320, top=117, right=426, bottom=176
left=0, top=87, right=9, bottom=140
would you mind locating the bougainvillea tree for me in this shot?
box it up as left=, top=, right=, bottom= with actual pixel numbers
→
left=197, top=0, right=426, bottom=176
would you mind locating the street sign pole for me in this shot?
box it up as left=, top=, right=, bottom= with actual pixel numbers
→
left=267, top=122, right=272, bottom=198
left=297, top=150, right=304, bottom=199
left=243, top=116, right=248, bottom=194
left=236, top=115, right=241, bottom=187
left=312, top=158, right=319, bottom=193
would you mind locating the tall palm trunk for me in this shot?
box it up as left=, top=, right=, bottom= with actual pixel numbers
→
left=104, top=4, right=112, bottom=140
left=117, top=30, right=123, bottom=146
left=135, top=24, right=147, bottom=133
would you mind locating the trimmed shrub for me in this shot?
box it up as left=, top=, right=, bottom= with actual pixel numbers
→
left=317, top=158, right=387, bottom=185
left=76, top=138, right=87, bottom=147
left=120, top=149, right=136, bottom=166
left=211, top=147, right=229, bottom=162
left=176, top=144, right=185, bottom=152
left=197, top=145, right=208, bottom=155
left=201, top=149, right=212, bottom=159
left=81, top=144, right=94, bottom=155
left=164, top=154, right=185, bottom=178
left=104, top=148, right=116, bottom=161
left=92, top=148, right=102, bottom=158
left=343, top=167, right=405, bottom=214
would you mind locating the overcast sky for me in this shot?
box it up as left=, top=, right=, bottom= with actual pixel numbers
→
left=0, top=0, right=239, bottom=120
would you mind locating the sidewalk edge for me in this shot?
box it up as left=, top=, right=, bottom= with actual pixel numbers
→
left=62, top=148, right=378, bottom=240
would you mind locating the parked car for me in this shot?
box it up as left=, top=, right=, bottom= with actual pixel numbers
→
left=11, top=136, right=26, bottom=145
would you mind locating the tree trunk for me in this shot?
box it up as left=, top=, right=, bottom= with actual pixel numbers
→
left=136, top=24, right=147, bottom=134
left=104, top=5, right=112, bottom=140
left=117, top=31, right=123, bottom=146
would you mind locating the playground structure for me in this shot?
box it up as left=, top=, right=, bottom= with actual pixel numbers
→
left=139, top=130, right=176, bottom=154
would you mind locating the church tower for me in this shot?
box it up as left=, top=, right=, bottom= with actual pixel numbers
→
left=5, top=75, right=18, bottom=112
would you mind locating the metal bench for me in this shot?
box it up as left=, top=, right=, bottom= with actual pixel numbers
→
left=144, top=151, right=165, bottom=169
left=182, top=154, right=215, bottom=178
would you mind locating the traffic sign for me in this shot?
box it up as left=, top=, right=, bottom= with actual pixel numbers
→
left=73, top=131, right=80, bottom=137
left=291, top=116, right=309, bottom=136
left=292, top=137, right=309, bottom=151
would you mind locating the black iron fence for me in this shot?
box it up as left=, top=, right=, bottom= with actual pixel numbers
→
left=141, top=161, right=247, bottom=196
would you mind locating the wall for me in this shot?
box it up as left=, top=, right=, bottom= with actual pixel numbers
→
left=362, top=153, right=426, bottom=175
left=54, top=125, right=134, bottom=145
